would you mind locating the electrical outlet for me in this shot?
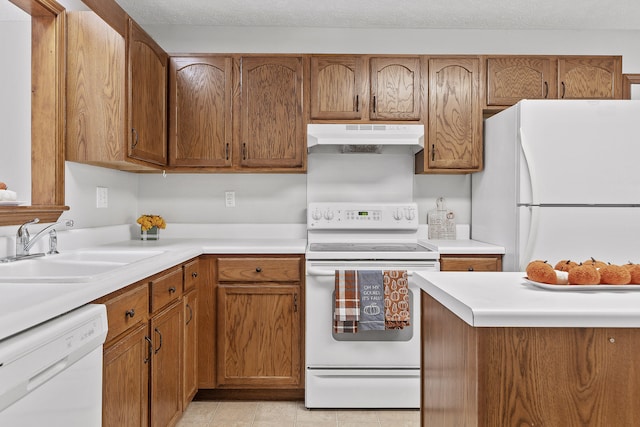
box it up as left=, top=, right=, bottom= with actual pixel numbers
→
left=96, top=186, right=108, bottom=208
left=225, top=191, right=236, bottom=208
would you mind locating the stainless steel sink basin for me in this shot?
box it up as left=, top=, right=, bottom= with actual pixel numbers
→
left=0, top=249, right=165, bottom=283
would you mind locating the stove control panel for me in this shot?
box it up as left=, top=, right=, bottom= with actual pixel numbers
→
left=308, top=203, right=419, bottom=229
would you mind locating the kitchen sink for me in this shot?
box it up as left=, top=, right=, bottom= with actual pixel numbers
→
left=0, top=249, right=165, bottom=283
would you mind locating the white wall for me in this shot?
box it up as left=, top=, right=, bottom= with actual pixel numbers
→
left=4, top=23, right=640, bottom=237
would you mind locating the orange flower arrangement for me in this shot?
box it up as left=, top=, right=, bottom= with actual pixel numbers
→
left=136, top=214, right=166, bottom=231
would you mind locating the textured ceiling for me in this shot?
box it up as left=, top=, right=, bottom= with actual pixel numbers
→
left=110, top=0, right=640, bottom=30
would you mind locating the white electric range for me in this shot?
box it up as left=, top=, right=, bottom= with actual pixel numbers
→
left=305, top=202, right=439, bottom=409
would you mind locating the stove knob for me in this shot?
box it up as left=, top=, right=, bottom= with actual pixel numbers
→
left=323, top=209, right=334, bottom=220
left=392, top=209, right=404, bottom=220
left=311, top=209, right=322, bottom=220
left=405, top=209, right=416, bottom=220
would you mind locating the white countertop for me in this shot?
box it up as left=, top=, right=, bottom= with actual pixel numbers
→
left=0, top=237, right=306, bottom=341
left=414, top=271, right=640, bottom=328
left=419, top=238, right=505, bottom=255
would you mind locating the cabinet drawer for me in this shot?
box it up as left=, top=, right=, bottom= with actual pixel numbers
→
left=104, top=284, right=149, bottom=343
left=183, top=258, right=200, bottom=292
left=218, top=257, right=301, bottom=282
left=151, top=267, right=183, bottom=312
left=440, top=255, right=502, bottom=272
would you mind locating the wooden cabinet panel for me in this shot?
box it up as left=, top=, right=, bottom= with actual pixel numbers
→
left=239, top=56, right=304, bottom=169
left=127, top=18, right=168, bottom=166
left=217, top=284, right=301, bottom=387
left=169, top=56, right=233, bottom=167
left=103, top=323, right=149, bottom=427
left=102, top=284, right=149, bottom=343
left=558, top=56, right=622, bottom=99
left=310, top=55, right=366, bottom=120
left=150, top=267, right=183, bottom=313
left=370, top=57, right=421, bottom=120
left=422, top=57, right=481, bottom=172
left=486, top=56, right=555, bottom=106
left=150, top=301, right=183, bottom=427
left=66, top=11, right=126, bottom=167
left=183, top=257, right=200, bottom=292
left=183, top=289, right=199, bottom=406
left=217, top=257, right=301, bottom=282
left=439, top=254, right=503, bottom=272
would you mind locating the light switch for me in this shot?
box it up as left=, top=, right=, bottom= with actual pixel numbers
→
left=225, top=191, right=236, bottom=208
left=96, top=186, right=108, bottom=208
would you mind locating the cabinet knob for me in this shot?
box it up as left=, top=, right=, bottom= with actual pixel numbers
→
left=125, top=308, right=135, bottom=318
left=191, top=272, right=198, bottom=278
left=256, top=267, right=262, bottom=273
left=468, top=267, right=475, bottom=271
left=169, top=286, right=176, bottom=293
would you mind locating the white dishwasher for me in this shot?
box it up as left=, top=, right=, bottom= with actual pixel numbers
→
left=0, top=304, right=108, bottom=427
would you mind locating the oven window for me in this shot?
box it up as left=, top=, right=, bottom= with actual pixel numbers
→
left=331, top=290, right=414, bottom=342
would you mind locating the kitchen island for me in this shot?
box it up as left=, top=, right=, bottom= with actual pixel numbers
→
left=415, top=272, right=640, bottom=427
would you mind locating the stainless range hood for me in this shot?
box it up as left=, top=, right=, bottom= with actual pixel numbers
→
left=307, top=124, right=424, bottom=154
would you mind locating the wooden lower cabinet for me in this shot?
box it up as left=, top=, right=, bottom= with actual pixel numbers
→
left=99, top=259, right=201, bottom=427
left=150, top=301, right=183, bottom=427
left=103, top=323, right=149, bottom=427
left=439, top=254, right=503, bottom=272
left=422, top=292, right=640, bottom=426
left=217, top=283, right=301, bottom=387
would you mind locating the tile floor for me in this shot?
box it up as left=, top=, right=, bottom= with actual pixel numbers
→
left=176, top=400, right=420, bottom=427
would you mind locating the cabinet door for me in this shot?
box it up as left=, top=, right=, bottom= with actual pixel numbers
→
left=558, top=56, right=622, bottom=99
left=310, top=55, right=366, bottom=120
left=240, top=56, right=304, bottom=169
left=425, top=57, right=482, bottom=171
left=150, top=302, right=183, bottom=427
left=127, top=19, right=168, bottom=166
left=103, top=323, right=149, bottom=427
left=370, top=57, right=421, bottom=120
left=66, top=12, right=126, bottom=166
left=486, top=56, right=555, bottom=106
left=169, top=56, right=233, bottom=167
left=217, top=284, right=301, bottom=388
left=183, top=289, right=199, bottom=407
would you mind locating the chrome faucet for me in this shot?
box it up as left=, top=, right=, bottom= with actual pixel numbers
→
left=16, top=218, right=74, bottom=257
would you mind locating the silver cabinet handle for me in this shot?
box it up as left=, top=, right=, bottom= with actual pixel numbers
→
left=131, top=128, right=139, bottom=148
left=144, top=336, right=152, bottom=364
left=186, top=304, right=193, bottom=325
left=154, top=327, right=162, bottom=354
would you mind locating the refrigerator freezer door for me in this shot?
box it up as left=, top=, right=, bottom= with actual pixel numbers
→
left=515, top=205, right=640, bottom=271
left=517, top=100, right=640, bottom=205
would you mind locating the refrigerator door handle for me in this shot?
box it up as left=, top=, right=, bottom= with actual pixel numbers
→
left=520, top=205, right=541, bottom=270
left=519, top=128, right=538, bottom=205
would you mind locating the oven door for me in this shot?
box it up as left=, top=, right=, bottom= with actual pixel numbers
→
left=305, top=259, right=438, bottom=368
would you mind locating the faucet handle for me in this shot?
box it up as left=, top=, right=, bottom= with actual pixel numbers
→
left=17, top=218, right=39, bottom=237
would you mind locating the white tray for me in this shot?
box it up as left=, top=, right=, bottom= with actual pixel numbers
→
left=523, top=277, right=640, bottom=291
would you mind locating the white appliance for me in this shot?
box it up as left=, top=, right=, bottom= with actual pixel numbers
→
left=307, top=123, right=424, bottom=154
left=305, top=202, right=439, bottom=409
left=0, top=304, right=108, bottom=427
left=472, top=100, right=640, bottom=271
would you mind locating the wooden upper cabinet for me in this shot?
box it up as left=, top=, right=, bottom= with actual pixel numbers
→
left=370, top=57, right=421, bottom=120
left=127, top=19, right=168, bottom=166
left=169, top=56, right=233, bottom=167
left=486, top=56, right=556, bottom=106
left=485, top=55, right=622, bottom=108
left=419, top=57, right=481, bottom=173
left=66, top=12, right=167, bottom=171
left=558, top=56, right=622, bottom=99
left=310, top=56, right=366, bottom=120
left=239, top=56, right=304, bottom=169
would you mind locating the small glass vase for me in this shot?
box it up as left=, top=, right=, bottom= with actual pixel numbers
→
left=141, top=226, right=160, bottom=241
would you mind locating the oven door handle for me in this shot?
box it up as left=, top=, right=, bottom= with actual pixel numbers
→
left=306, top=267, right=414, bottom=277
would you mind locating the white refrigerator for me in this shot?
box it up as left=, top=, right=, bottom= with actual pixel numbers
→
left=472, top=100, right=640, bottom=271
